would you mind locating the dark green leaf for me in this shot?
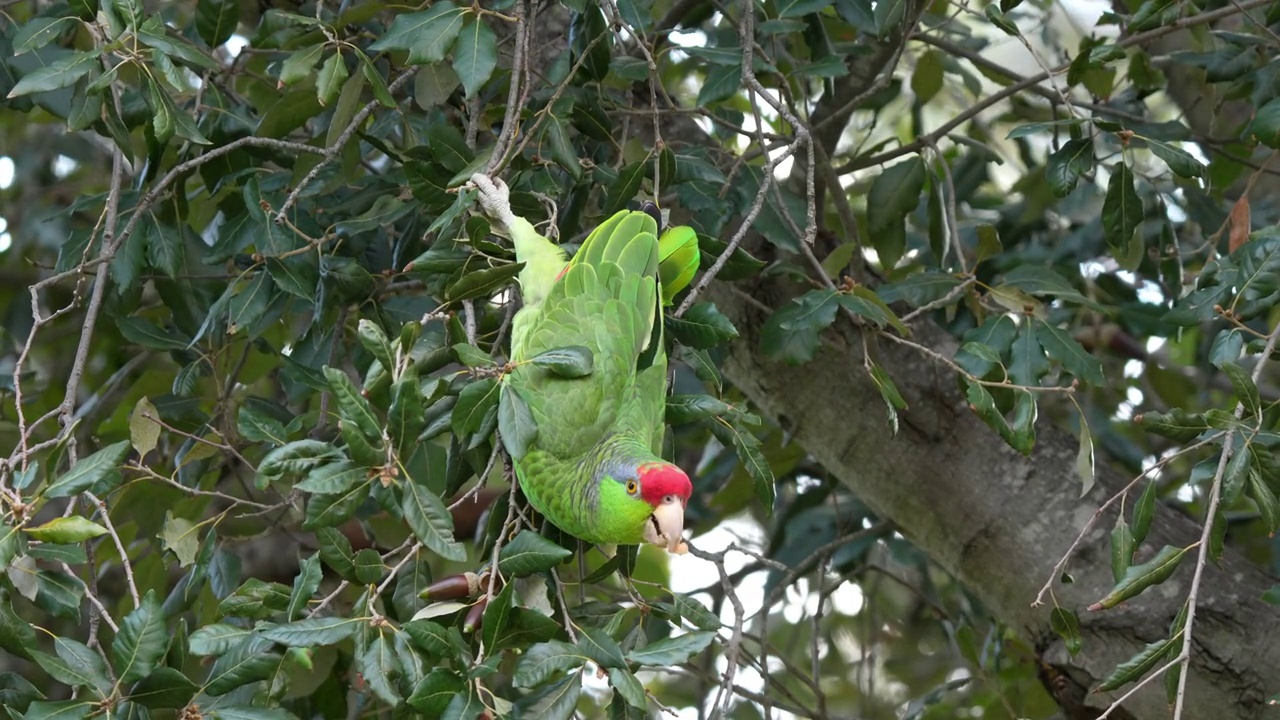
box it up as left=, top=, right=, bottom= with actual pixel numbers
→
left=499, top=385, right=538, bottom=461
left=260, top=617, right=360, bottom=646
left=1102, top=163, right=1143, bottom=257
left=668, top=303, right=739, bottom=349
left=1098, top=636, right=1179, bottom=691
left=866, top=158, right=925, bottom=268
left=760, top=289, right=840, bottom=365
left=402, top=476, right=467, bottom=561
left=1045, top=138, right=1093, bottom=197
left=530, top=346, right=594, bottom=378
left=370, top=2, right=467, bottom=65
left=113, top=590, right=166, bottom=685
left=512, top=640, right=588, bottom=688
left=1049, top=608, right=1083, bottom=655
left=626, top=631, right=714, bottom=665
left=452, top=18, right=496, bottom=97
left=1090, top=545, right=1188, bottom=611
left=498, top=530, right=572, bottom=577
left=7, top=50, right=100, bottom=97
left=45, top=440, right=129, bottom=498
left=408, top=669, right=465, bottom=716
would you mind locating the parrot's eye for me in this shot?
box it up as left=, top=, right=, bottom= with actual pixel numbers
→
left=626, top=480, right=638, bottom=495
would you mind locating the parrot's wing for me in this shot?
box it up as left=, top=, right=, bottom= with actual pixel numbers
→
left=509, top=211, right=660, bottom=459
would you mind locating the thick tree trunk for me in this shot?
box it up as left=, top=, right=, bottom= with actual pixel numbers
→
left=709, top=282, right=1280, bottom=720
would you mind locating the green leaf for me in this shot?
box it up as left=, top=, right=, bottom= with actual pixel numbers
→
left=452, top=378, right=500, bottom=437
left=878, top=272, right=963, bottom=307
left=402, top=476, right=468, bottom=561
left=113, top=590, right=166, bottom=685
left=1049, top=608, right=1083, bottom=656
left=128, top=666, right=196, bottom=709
left=1144, top=138, right=1204, bottom=178
left=323, top=366, right=383, bottom=441
left=604, top=162, right=647, bottom=215
left=21, top=700, right=94, bottom=719
left=1102, top=163, right=1143, bottom=257
left=866, top=157, right=925, bottom=269
left=673, top=592, right=722, bottom=630
left=577, top=627, right=626, bottom=669
left=256, top=440, right=343, bottom=489
left=1134, top=408, right=1211, bottom=442
left=393, top=551, right=433, bottom=620
left=984, top=5, right=1019, bottom=35
left=697, top=64, right=742, bottom=106
left=1089, top=545, right=1188, bottom=611
left=295, top=461, right=365, bottom=494
left=286, top=554, right=321, bottom=620
left=626, top=631, right=714, bottom=665
left=129, top=396, right=161, bottom=458
left=204, top=639, right=282, bottom=695
left=498, top=530, right=573, bottom=577
left=1035, top=320, right=1104, bottom=385
left=196, top=0, right=238, bottom=46
left=1045, top=138, right=1093, bottom=197
left=279, top=44, right=324, bottom=85
left=760, top=289, right=840, bottom=364
left=668, top=303, right=739, bottom=349
left=210, top=708, right=299, bottom=720
left=354, top=320, right=394, bottom=371
left=14, top=17, right=76, bottom=55
left=530, top=346, right=594, bottom=378
left=1220, top=362, right=1261, bottom=420
left=370, top=1, right=467, bottom=65
left=445, top=262, right=524, bottom=302
left=1250, top=97, right=1280, bottom=149
left=7, top=49, right=100, bottom=98
left=0, top=597, right=38, bottom=660
left=1130, top=479, right=1158, bottom=548
left=666, top=394, right=731, bottom=425
left=838, top=287, right=909, bottom=335
left=512, top=640, right=588, bottom=688
left=353, top=548, right=383, bottom=584
left=189, top=624, right=252, bottom=655
left=778, top=0, right=834, bottom=17
left=1076, top=416, right=1096, bottom=497
left=498, top=385, right=538, bottom=461
left=521, top=673, right=582, bottom=719
left=45, top=440, right=129, bottom=498
left=911, top=49, right=944, bottom=103
left=609, top=667, right=647, bottom=709
left=408, top=669, right=465, bottom=716
left=452, top=18, right=497, bottom=97
left=260, top=617, right=360, bottom=646
left=316, top=52, right=349, bottom=106
left=1097, top=636, right=1179, bottom=691
left=38, top=637, right=111, bottom=695
left=302, top=479, right=372, bottom=530
left=1110, top=513, right=1133, bottom=582
left=869, top=361, right=906, bottom=435
left=1223, top=443, right=1251, bottom=505
left=24, top=516, right=108, bottom=543
left=116, top=316, right=191, bottom=350
left=389, top=378, right=426, bottom=457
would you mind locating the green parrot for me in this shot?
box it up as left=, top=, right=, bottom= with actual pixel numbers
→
left=470, top=174, right=696, bottom=553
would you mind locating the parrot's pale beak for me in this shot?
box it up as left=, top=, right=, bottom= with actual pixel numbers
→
left=644, top=496, right=688, bottom=554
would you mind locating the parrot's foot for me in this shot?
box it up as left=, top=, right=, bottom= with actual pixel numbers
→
left=468, top=173, right=517, bottom=233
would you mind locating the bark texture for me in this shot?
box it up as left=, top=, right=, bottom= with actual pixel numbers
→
left=709, top=282, right=1280, bottom=720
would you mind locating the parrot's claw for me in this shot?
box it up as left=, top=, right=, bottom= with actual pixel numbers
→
left=469, top=173, right=517, bottom=233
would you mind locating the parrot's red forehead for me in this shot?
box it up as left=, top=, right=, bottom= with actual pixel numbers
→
left=638, top=462, right=692, bottom=505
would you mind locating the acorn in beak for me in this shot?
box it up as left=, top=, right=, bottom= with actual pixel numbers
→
left=643, top=495, right=688, bottom=554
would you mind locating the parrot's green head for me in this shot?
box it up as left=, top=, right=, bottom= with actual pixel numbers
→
left=597, top=459, right=693, bottom=554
